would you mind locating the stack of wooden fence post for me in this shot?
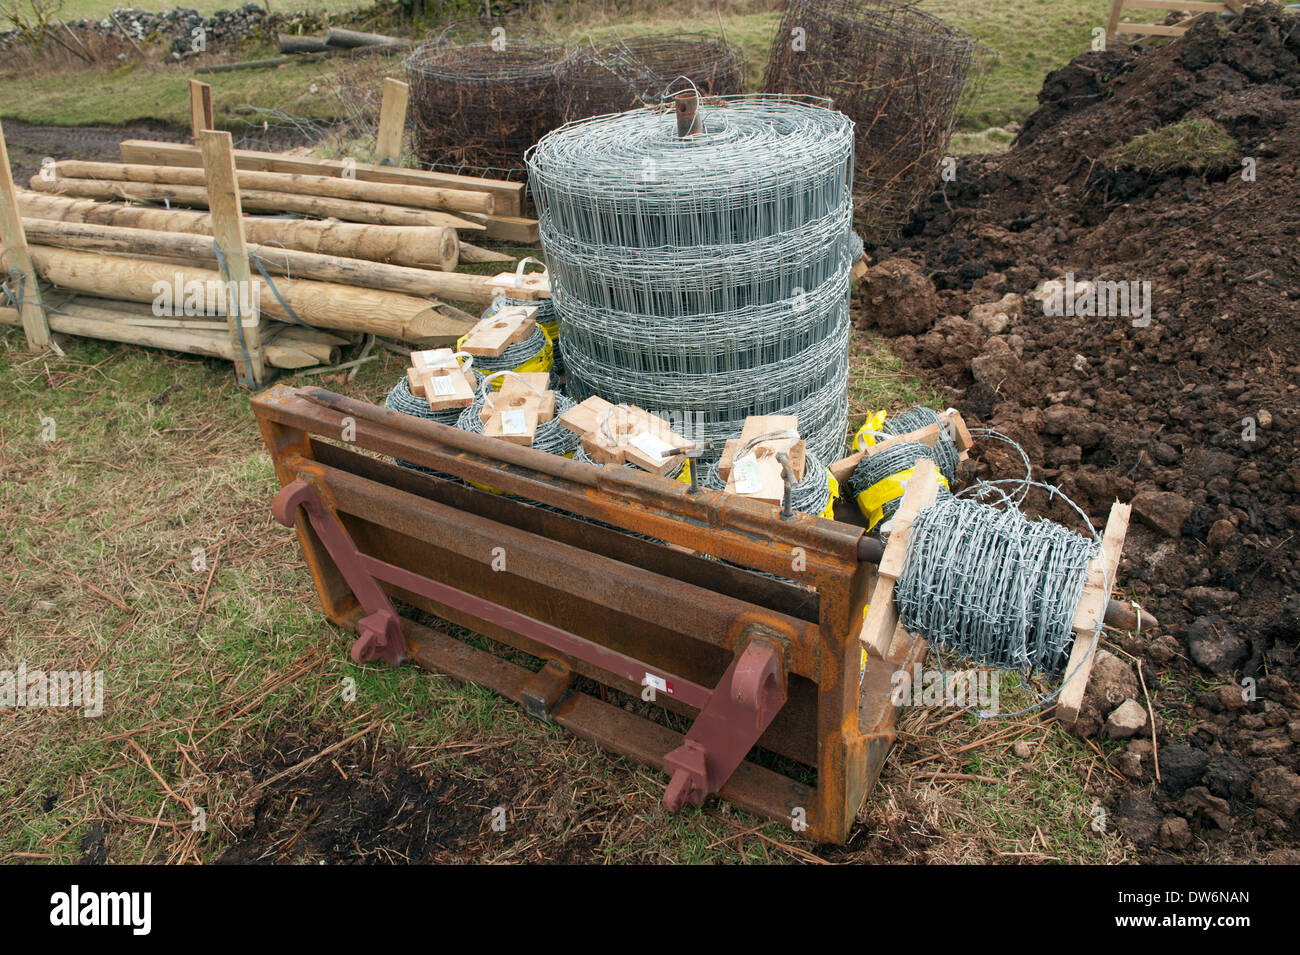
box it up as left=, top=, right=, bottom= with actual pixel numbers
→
left=0, top=79, right=547, bottom=387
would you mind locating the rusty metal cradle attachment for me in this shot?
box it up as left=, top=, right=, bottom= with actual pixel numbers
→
left=252, top=385, right=1139, bottom=842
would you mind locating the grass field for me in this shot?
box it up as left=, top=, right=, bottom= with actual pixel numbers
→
left=0, top=0, right=1110, bottom=143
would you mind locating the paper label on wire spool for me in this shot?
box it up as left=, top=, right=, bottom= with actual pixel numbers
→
left=733, top=454, right=763, bottom=495
left=428, top=375, right=456, bottom=396
left=501, top=408, right=528, bottom=436
left=627, top=430, right=674, bottom=462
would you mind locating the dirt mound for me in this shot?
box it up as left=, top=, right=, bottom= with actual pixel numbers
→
left=859, top=4, right=1300, bottom=859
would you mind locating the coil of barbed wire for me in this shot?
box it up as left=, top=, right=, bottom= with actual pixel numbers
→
left=572, top=442, right=687, bottom=480
left=893, top=496, right=1099, bottom=677
left=846, top=438, right=956, bottom=530
left=384, top=366, right=483, bottom=479
left=454, top=375, right=579, bottom=456
left=699, top=447, right=836, bottom=517
left=481, top=292, right=562, bottom=374
left=564, top=361, right=850, bottom=464
left=879, top=406, right=961, bottom=485
left=460, top=324, right=553, bottom=377
left=385, top=367, right=484, bottom=426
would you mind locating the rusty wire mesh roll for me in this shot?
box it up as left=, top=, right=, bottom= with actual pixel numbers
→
left=406, top=19, right=567, bottom=171
left=763, top=0, right=980, bottom=244
left=557, top=33, right=745, bottom=123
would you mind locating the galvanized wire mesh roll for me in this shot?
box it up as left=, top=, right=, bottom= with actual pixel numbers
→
left=558, top=33, right=745, bottom=123
left=527, top=95, right=856, bottom=462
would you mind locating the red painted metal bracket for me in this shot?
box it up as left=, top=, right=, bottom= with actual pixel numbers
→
left=662, top=639, right=787, bottom=813
left=274, top=478, right=407, bottom=666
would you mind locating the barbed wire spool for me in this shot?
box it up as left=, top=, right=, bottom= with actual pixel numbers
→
left=406, top=19, right=567, bottom=171
left=881, top=405, right=961, bottom=483
left=455, top=322, right=554, bottom=381
left=384, top=367, right=484, bottom=479
left=481, top=290, right=563, bottom=375
left=846, top=438, right=955, bottom=532
left=762, top=0, right=987, bottom=244
left=527, top=94, right=856, bottom=462
left=894, top=495, right=1100, bottom=678
left=572, top=441, right=688, bottom=481
left=700, top=447, right=838, bottom=518
left=454, top=375, right=580, bottom=457
left=557, top=33, right=745, bottom=123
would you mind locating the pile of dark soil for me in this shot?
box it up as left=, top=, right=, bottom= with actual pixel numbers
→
left=857, top=4, right=1300, bottom=860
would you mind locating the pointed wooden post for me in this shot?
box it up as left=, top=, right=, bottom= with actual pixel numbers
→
left=375, top=78, right=410, bottom=167
left=189, top=79, right=214, bottom=141
left=198, top=129, right=266, bottom=386
left=0, top=119, right=50, bottom=350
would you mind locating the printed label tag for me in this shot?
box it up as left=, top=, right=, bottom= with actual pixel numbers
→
left=733, top=454, right=762, bottom=495
left=429, top=376, right=456, bottom=396
left=501, top=408, right=528, bottom=435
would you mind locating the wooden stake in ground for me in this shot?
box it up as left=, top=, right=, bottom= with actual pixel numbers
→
left=200, top=129, right=266, bottom=386
left=376, top=78, right=410, bottom=167
left=0, top=120, right=50, bottom=349
left=188, top=79, right=213, bottom=141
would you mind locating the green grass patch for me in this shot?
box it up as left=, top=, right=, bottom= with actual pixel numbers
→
left=1106, top=117, right=1240, bottom=176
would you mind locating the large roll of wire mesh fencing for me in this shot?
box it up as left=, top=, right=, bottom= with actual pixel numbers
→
left=557, top=33, right=746, bottom=123
left=406, top=19, right=567, bottom=172
left=526, top=94, right=855, bottom=461
left=763, top=0, right=980, bottom=244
